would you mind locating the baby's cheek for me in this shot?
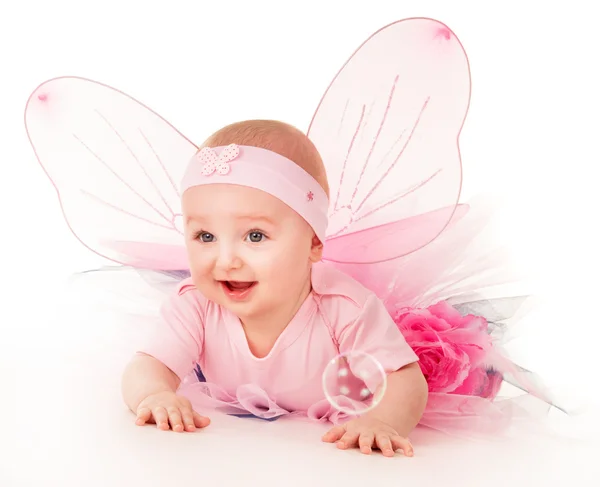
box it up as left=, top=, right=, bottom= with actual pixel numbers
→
left=270, top=258, right=310, bottom=292
left=188, top=260, right=213, bottom=288
left=192, top=275, right=220, bottom=304
left=265, top=255, right=299, bottom=278
left=251, top=252, right=286, bottom=275
left=188, top=249, right=212, bottom=271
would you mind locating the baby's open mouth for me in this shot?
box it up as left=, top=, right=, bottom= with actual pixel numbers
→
left=222, top=281, right=257, bottom=292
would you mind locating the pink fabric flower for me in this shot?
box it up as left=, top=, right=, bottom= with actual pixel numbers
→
left=394, top=301, right=501, bottom=398
left=197, top=143, right=240, bottom=176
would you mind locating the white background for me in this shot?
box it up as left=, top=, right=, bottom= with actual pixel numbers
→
left=1, top=0, right=599, bottom=485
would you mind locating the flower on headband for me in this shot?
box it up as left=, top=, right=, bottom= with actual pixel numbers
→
left=198, top=144, right=240, bottom=176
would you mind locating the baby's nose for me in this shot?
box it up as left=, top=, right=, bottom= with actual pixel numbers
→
left=216, top=246, right=243, bottom=270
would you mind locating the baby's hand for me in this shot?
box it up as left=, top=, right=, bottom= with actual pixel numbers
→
left=322, top=417, right=413, bottom=457
left=135, top=391, right=210, bottom=433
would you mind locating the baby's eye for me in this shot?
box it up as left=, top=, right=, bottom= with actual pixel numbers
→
left=197, top=232, right=215, bottom=243
left=246, top=231, right=265, bottom=243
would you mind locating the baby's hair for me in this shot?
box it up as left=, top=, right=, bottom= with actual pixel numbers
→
left=201, top=120, right=330, bottom=198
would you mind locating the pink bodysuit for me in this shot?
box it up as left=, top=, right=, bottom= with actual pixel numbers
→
left=138, top=262, right=418, bottom=422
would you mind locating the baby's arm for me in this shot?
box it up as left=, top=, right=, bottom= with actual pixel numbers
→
left=121, top=352, right=180, bottom=411
left=121, top=287, right=209, bottom=432
left=323, top=294, right=427, bottom=456
left=363, top=362, right=428, bottom=437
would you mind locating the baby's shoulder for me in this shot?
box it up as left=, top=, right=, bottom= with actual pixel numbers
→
left=311, top=262, right=376, bottom=320
left=161, top=277, right=208, bottom=316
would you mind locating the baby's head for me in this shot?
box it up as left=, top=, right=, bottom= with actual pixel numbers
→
left=181, top=120, right=329, bottom=323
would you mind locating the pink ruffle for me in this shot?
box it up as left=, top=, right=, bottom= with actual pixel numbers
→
left=177, top=373, right=534, bottom=438
left=178, top=374, right=387, bottom=425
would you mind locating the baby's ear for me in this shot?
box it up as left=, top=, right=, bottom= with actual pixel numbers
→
left=309, top=235, right=324, bottom=262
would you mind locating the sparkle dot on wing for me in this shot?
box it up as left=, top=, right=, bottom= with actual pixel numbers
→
left=435, top=27, right=451, bottom=40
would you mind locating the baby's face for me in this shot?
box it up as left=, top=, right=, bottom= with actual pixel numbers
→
left=182, top=184, right=322, bottom=322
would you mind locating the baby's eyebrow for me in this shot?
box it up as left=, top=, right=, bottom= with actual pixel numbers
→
left=185, top=214, right=276, bottom=225
left=185, top=215, right=205, bottom=224
left=236, top=214, right=276, bottom=225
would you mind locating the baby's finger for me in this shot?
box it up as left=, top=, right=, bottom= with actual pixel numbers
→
left=192, top=411, right=211, bottom=428
left=135, top=407, right=152, bottom=426
left=322, top=425, right=345, bottom=443
left=180, top=409, right=197, bottom=432
left=336, top=431, right=360, bottom=450
left=152, top=407, right=170, bottom=430
left=391, top=435, right=414, bottom=457
left=166, top=407, right=184, bottom=432
left=358, top=432, right=375, bottom=455
left=375, top=433, right=395, bottom=457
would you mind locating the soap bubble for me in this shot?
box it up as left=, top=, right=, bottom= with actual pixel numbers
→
left=322, top=351, right=387, bottom=415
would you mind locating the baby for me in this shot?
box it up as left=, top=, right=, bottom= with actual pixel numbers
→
left=121, top=120, right=428, bottom=457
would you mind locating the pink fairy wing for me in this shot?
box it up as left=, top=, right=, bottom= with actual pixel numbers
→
left=308, top=18, right=471, bottom=263
left=25, top=77, right=195, bottom=270
left=324, top=203, right=471, bottom=303
left=322, top=204, right=469, bottom=264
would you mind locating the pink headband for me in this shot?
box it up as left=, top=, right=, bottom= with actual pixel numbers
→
left=180, top=144, right=329, bottom=242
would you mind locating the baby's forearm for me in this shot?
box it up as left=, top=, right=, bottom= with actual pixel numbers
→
left=121, top=353, right=181, bottom=412
left=366, top=362, right=428, bottom=437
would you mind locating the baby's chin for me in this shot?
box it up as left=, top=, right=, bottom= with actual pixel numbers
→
left=215, top=292, right=271, bottom=320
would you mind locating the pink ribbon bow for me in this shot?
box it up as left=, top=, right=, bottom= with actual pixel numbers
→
left=198, top=144, right=240, bottom=176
